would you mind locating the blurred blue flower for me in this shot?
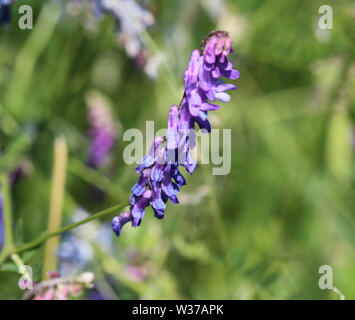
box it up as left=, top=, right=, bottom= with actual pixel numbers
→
left=0, top=0, right=11, bottom=27
left=58, top=208, right=115, bottom=276
left=58, top=233, right=93, bottom=277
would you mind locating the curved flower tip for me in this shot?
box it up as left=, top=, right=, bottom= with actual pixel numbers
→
left=112, top=211, right=132, bottom=236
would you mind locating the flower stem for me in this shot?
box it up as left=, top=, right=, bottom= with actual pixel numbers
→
left=10, top=200, right=129, bottom=256
left=11, top=253, right=25, bottom=270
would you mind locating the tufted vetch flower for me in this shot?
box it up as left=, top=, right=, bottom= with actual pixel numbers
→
left=112, top=31, right=239, bottom=236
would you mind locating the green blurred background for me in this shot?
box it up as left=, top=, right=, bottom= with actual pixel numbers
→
left=1, top=0, right=355, bottom=299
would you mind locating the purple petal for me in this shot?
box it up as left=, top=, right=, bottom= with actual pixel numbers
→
left=172, top=166, right=186, bottom=187
left=215, top=91, right=230, bottom=103
left=201, top=102, right=220, bottom=111
left=216, top=83, right=237, bottom=92
left=196, top=117, right=211, bottom=133
left=131, top=190, right=152, bottom=227
left=221, top=68, right=240, bottom=80
left=150, top=187, right=166, bottom=216
left=212, top=68, right=220, bottom=78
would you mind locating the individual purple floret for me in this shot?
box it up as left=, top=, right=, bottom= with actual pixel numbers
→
left=112, top=31, right=239, bottom=236
left=87, top=98, right=116, bottom=168
left=112, top=211, right=132, bottom=236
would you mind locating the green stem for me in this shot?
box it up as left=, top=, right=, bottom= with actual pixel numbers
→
left=0, top=174, right=14, bottom=251
left=12, top=200, right=129, bottom=255
left=11, top=253, right=25, bottom=270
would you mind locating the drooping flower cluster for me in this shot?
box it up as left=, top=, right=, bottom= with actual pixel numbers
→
left=112, top=31, right=239, bottom=236
left=0, top=0, right=11, bottom=27
left=86, top=94, right=117, bottom=168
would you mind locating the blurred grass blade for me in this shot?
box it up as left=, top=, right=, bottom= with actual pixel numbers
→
left=42, top=137, right=68, bottom=280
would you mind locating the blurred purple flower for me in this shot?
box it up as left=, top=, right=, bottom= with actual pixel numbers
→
left=87, top=96, right=117, bottom=168
left=10, top=160, right=33, bottom=184
left=112, top=31, right=239, bottom=236
left=125, top=265, right=148, bottom=282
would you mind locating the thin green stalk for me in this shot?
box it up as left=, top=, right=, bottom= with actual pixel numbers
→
left=0, top=174, right=14, bottom=263
left=0, top=250, right=8, bottom=266
left=6, top=200, right=129, bottom=257
left=11, top=253, right=25, bottom=270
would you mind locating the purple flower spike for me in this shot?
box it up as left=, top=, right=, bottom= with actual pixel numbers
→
left=112, top=31, right=239, bottom=236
